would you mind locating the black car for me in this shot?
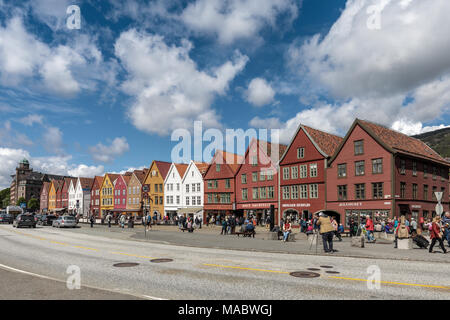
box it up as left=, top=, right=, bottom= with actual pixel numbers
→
left=0, top=213, right=13, bottom=224
left=38, top=214, right=57, bottom=226
left=13, top=214, right=37, bottom=228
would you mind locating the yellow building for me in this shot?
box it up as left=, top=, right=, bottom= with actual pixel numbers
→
left=143, top=161, right=171, bottom=219
left=48, top=180, right=57, bottom=211
left=100, top=174, right=118, bottom=218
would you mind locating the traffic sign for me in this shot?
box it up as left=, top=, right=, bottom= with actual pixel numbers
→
left=142, top=185, right=150, bottom=193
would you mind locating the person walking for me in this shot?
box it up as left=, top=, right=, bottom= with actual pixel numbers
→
left=120, top=214, right=126, bottom=228
left=442, top=212, right=450, bottom=247
left=331, top=217, right=342, bottom=241
left=410, top=218, right=417, bottom=234
left=365, top=215, right=375, bottom=242
left=106, top=213, right=112, bottom=228
left=221, top=218, right=227, bottom=235
left=146, top=213, right=152, bottom=231
left=429, top=216, right=447, bottom=253
left=316, top=213, right=336, bottom=253
left=282, top=219, right=292, bottom=242
left=90, top=214, right=95, bottom=228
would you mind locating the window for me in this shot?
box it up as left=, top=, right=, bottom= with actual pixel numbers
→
left=372, top=159, right=383, bottom=174
left=225, top=179, right=230, bottom=189
left=177, top=183, right=180, bottom=191
left=267, top=186, right=274, bottom=199
left=192, top=183, right=195, bottom=191
left=412, top=184, right=418, bottom=200
left=441, top=168, right=447, bottom=182
left=355, top=161, right=365, bottom=176
left=354, top=140, right=364, bottom=155
left=186, top=197, right=190, bottom=205
left=260, top=171, right=266, bottom=181
left=400, top=160, right=406, bottom=174
left=338, top=164, right=347, bottom=178
left=176, top=196, right=180, bottom=204
left=432, top=167, right=437, bottom=180
left=251, top=156, right=258, bottom=166
left=197, top=183, right=201, bottom=192
left=372, top=183, right=383, bottom=199
left=423, top=185, right=428, bottom=200
left=300, top=165, right=307, bottom=178
left=242, top=189, right=248, bottom=200
left=309, top=184, right=318, bottom=199
left=192, top=197, right=196, bottom=206
left=252, top=172, right=258, bottom=182
left=412, top=161, right=417, bottom=176
left=259, top=187, right=266, bottom=199
left=241, top=174, right=247, bottom=184
left=355, top=184, right=365, bottom=200
left=267, top=170, right=273, bottom=181
left=216, top=164, right=221, bottom=172
left=187, top=184, right=190, bottom=193
left=159, top=196, right=163, bottom=204
left=338, top=185, right=347, bottom=200
left=253, top=188, right=259, bottom=200
left=291, top=185, right=299, bottom=199
left=432, top=186, right=437, bottom=200
left=400, top=182, right=406, bottom=198
left=297, top=147, right=305, bottom=159
left=283, top=167, right=290, bottom=180
left=291, top=166, right=298, bottom=179
left=424, top=164, right=428, bottom=178
left=310, top=164, right=318, bottom=178
left=282, top=186, right=290, bottom=200
left=197, top=196, right=201, bottom=205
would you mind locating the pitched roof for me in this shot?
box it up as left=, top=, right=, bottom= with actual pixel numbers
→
left=122, top=175, right=132, bottom=185
left=358, top=119, right=449, bottom=165
left=133, top=169, right=147, bottom=184
left=53, top=179, right=64, bottom=192
left=92, top=176, right=103, bottom=190
left=254, top=139, right=288, bottom=161
left=154, top=161, right=172, bottom=179
left=42, top=181, right=50, bottom=193
left=79, top=177, right=94, bottom=190
left=194, top=162, right=209, bottom=176
left=64, top=177, right=77, bottom=189
left=106, top=173, right=120, bottom=184
left=302, top=125, right=343, bottom=157
left=175, top=163, right=189, bottom=178
left=215, top=150, right=244, bottom=174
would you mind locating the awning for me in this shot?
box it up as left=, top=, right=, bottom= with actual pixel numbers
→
left=177, top=207, right=203, bottom=215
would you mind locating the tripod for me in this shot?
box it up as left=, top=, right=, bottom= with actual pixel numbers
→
left=308, top=229, right=320, bottom=254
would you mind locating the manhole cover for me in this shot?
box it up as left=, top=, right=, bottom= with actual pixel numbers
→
left=307, top=268, right=321, bottom=271
left=150, top=258, right=173, bottom=263
left=113, top=263, right=139, bottom=267
left=325, top=271, right=340, bottom=274
left=320, top=265, right=333, bottom=269
left=290, top=271, right=321, bottom=278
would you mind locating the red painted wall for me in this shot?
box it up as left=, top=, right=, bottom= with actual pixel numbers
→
left=114, top=176, right=128, bottom=210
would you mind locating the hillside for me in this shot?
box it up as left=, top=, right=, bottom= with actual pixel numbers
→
left=413, top=127, right=450, bottom=159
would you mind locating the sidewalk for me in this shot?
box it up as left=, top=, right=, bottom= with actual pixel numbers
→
left=73, top=223, right=450, bottom=263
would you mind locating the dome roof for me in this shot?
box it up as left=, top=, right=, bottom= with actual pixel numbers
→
left=20, top=158, right=29, bottom=165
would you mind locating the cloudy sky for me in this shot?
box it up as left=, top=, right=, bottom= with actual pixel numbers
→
left=0, top=0, right=449, bottom=189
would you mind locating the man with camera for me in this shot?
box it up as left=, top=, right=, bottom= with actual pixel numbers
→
left=316, top=212, right=336, bottom=253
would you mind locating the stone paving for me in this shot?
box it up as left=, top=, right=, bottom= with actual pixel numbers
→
left=71, top=222, right=450, bottom=263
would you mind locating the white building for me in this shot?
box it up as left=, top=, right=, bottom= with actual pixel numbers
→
left=74, top=177, right=94, bottom=217
left=164, top=163, right=188, bottom=219
left=68, top=180, right=76, bottom=214
left=179, top=161, right=208, bottom=220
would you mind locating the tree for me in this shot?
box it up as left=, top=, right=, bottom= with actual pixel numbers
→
left=16, top=197, right=26, bottom=207
left=0, top=188, right=10, bottom=209
left=27, top=198, right=39, bottom=212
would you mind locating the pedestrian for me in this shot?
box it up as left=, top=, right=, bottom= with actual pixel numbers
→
left=266, top=215, right=271, bottom=230
left=316, top=213, right=336, bottom=253
left=282, top=219, right=292, bottom=242
left=442, top=212, right=450, bottom=246
left=90, top=214, right=95, bottom=228
left=120, top=214, right=126, bottom=228
left=106, top=213, right=112, bottom=228
left=365, top=215, right=375, bottom=242
left=146, top=213, right=152, bottom=231
left=429, top=216, right=447, bottom=254
left=199, top=216, right=202, bottom=229
left=410, top=218, right=417, bottom=234
left=221, top=218, right=227, bottom=235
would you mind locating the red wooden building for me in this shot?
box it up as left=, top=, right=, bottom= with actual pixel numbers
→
left=55, top=180, right=64, bottom=210
left=279, top=124, right=343, bottom=223
left=39, top=181, right=50, bottom=213
left=326, top=119, right=450, bottom=227
left=113, top=174, right=131, bottom=212
left=203, top=150, right=244, bottom=221
left=235, top=139, right=287, bottom=225
left=90, top=176, right=103, bottom=218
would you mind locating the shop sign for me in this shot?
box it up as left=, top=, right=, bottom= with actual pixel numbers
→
left=282, top=203, right=311, bottom=208
left=411, top=205, right=421, bottom=209
left=339, top=202, right=363, bottom=207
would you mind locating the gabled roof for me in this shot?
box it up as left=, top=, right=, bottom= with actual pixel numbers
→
left=194, top=162, right=209, bottom=176
left=53, top=179, right=64, bottom=192
left=280, top=123, right=343, bottom=162
left=79, top=177, right=94, bottom=190
left=91, top=176, right=103, bottom=190
left=123, top=174, right=132, bottom=185
left=175, top=163, right=189, bottom=179
left=154, top=161, right=172, bottom=180
left=330, top=119, right=449, bottom=166
left=105, top=173, right=119, bottom=185
left=216, top=150, right=244, bottom=174
left=133, top=169, right=147, bottom=185
left=41, top=181, right=50, bottom=194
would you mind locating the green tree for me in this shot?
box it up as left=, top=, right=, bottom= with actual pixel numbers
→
left=0, top=188, right=10, bottom=209
left=27, top=198, right=39, bottom=211
left=16, top=197, right=26, bottom=207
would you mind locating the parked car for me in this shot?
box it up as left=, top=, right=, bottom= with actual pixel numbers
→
left=13, top=214, right=37, bottom=228
left=38, top=214, right=58, bottom=226
left=0, top=213, right=13, bottom=224
left=52, top=216, right=77, bottom=228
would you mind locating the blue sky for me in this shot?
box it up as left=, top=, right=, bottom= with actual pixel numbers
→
left=1, top=0, right=450, bottom=189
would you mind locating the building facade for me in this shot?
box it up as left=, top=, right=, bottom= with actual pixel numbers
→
left=180, top=161, right=209, bottom=220
left=279, top=125, right=343, bottom=223
left=143, top=161, right=171, bottom=219
left=164, top=163, right=188, bottom=219
left=126, top=169, right=148, bottom=217
left=90, top=176, right=103, bottom=218
left=203, top=150, right=244, bottom=221
left=100, top=174, right=118, bottom=218
left=235, top=139, right=287, bottom=225
left=74, top=177, right=94, bottom=217
left=326, top=119, right=450, bottom=228
left=39, top=181, right=50, bottom=213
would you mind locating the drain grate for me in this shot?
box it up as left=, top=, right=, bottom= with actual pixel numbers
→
left=150, top=258, right=173, bottom=263
left=113, top=263, right=139, bottom=267
left=307, top=268, right=321, bottom=271
left=320, top=265, right=333, bottom=269
left=325, top=271, right=340, bottom=274
left=290, top=271, right=321, bottom=278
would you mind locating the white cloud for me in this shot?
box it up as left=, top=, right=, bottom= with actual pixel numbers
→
left=249, top=116, right=283, bottom=129
left=17, top=114, right=44, bottom=126
left=115, top=29, right=248, bottom=136
left=28, top=0, right=73, bottom=31
left=244, top=78, right=276, bottom=107
left=391, top=119, right=450, bottom=136
left=283, top=0, right=450, bottom=135
left=181, top=0, right=299, bottom=44
left=0, top=16, right=116, bottom=97
left=0, top=147, right=29, bottom=189
left=89, top=137, right=130, bottom=163
left=0, top=121, right=33, bottom=147
left=67, top=164, right=105, bottom=178
left=42, top=126, right=64, bottom=155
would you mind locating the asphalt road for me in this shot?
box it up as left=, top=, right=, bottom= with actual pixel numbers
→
left=0, top=225, right=448, bottom=300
